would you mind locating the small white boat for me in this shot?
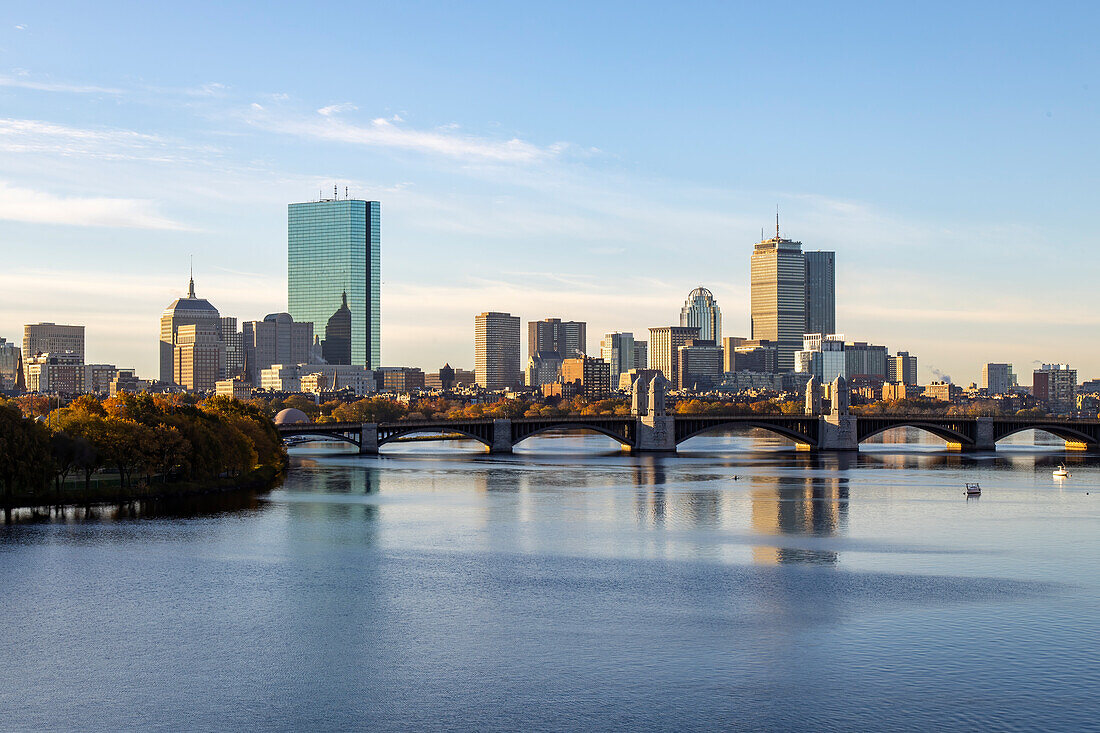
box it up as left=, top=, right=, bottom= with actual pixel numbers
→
left=965, top=482, right=981, bottom=496
left=1053, top=465, right=1069, bottom=478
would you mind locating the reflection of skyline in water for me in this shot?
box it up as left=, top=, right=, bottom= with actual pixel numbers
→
left=749, top=475, right=848, bottom=566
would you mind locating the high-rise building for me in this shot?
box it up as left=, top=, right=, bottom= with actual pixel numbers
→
left=23, top=323, right=84, bottom=387
left=804, top=251, right=836, bottom=336
left=221, top=317, right=244, bottom=380
left=721, top=337, right=746, bottom=372
left=679, top=287, right=722, bottom=343
left=528, top=318, right=586, bottom=360
left=288, top=198, right=381, bottom=369
left=982, top=363, right=1017, bottom=394
left=677, top=339, right=724, bottom=391
left=159, top=276, right=221, bottom=384
left=648, top=326, right=699, bottom=388
left=750, top=225, right=806, bottom=371
left=794, top=334, right=846, bottom=383
left=600, top=332, right=635, bottom=383
left=726, top=338, right=779, bottom=374
left=1033, top=364, right=1077, bottom=415
left=173, top=323, right=223, bottom=392
left=475, top=312, right=521, bottom=390
left=24, top=353, right=84, bottom=394
left=0, top=337, right=21, bottom=391
left=845, top=341, right=889, bottom=380
left=241, top=313, right=314, bottom=384
left=560, top=355, right=611, bottom=398
left=525, top=352, right=563, bottom=387
left=633, top=341, right=647, bottom=372
left=887, top=351, right=919, bottom=385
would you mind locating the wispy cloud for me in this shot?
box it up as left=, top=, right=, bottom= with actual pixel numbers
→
left=0, top=73, right=122, bottom=94
left=0, top=117, right=216, bottom=163
left=317, top=102, right=358, bottom=116
left=247, top=107, right=560, bottom=163
left=0, top=181, right=188, bottom=230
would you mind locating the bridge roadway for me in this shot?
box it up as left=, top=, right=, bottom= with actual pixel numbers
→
left=275, top=414, right=1100, bottom=455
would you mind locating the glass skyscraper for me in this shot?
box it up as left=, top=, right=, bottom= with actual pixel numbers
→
left=803, top=251, right=836, bottom=336
left=679, top=287, right=722, bottom=343
left=288, top=199, right=380, bottom=369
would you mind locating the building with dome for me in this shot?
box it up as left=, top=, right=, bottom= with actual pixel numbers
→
left=159, top=275, right=226, bottom=387
left=679, top=287, right=722, bottom=343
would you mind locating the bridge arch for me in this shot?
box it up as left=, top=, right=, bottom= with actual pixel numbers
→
left=993, top=424, right=1098, bottom=447
left=279, top=430, right=362, bottom=449
left=675, top=420, right=818, bottom=449
left=376, top=427, right=493, bottom=449
left=856, top=421, right=972, bottom=447
left=511, top=422, right=634, bottom=448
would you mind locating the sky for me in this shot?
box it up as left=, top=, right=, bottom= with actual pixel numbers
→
left=1, top=1, right=1098, bottom=385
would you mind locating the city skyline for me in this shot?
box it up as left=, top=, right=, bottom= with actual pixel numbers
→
left=2, top=4, right=1100, bottom=382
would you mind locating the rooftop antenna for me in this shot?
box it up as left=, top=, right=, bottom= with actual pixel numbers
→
left=345, top=186, right=348, bottom=199
left=776, top=205, right=780, bottom=238
left=334, top=184, right=338, bottom=200
left=188, top=255, right=196, bottom=298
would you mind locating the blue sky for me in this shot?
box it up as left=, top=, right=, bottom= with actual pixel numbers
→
left=1, top=1, right=1098, bottom=383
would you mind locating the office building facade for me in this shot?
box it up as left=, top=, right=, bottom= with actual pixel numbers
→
left=528, top=318, right=586, bottom=360
left=679, top=287, right=722, bottom=343
left=750, top=230, right=806, bottom=371
left=677, top=339, right=724, bottom=391
left=982, top=363, right=1017, bottom=394
left=560, top=355, right=611, bottom=398
left=1033, top=364, right=1077, bottom=415
left=599, top=332, right=636, bottom=383
left=804, top=251, right=836, bottom=336
left=242, top=313, right=314, bottom=384
left=648, top=326, right=700, bottom=388
left=173, top=323, right=223, bottom=392
left=159, top=277, right=222, bottom=384
left=845, top=341, right=888, bottom=380
left=475, top=312, right=521, bottom=390
left=794, top=334, right=846, bottom=383
left=0, top=337, right=21, bottom=391
left=24, top=323, right=84, bottom=387
left=887, top=351, right=919, bottom=385
left=288, top=198, right=381, bottom=368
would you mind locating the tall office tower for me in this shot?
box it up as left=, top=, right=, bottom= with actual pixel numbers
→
left=528, top=318, right=586, bottom=360
left=722, top=336, right=746, bottom=372
left=600, top=332, right=635, bottom=382
left=221, top=317, right=244, bottom=380
left=288, top=197, right=381, bottom=369
left=633, top=341, right=647, bottom=372
left=173, top=323, right=223, bottom=392
left=648, top=326, right=700, bottom=388
left=241, top=313, right=314, bottom=384
left=887, top=351, right=918, bottom=385
left=1032, top=364, right=1077, bottom=415
left=794, top=333, right=846, bottom=383
left=750, top=223, right=806, bottom=371
left=844, top=341, right=889, bottom=380
left=982, top=363, right=1017, bottom=394
left=803, top=251, right=836, bottom=335
left=23, top=323, right=84, bottom=387
left=679, top=287, right=722, bottom=343
left=475, top=312, right=521, bottom=390
left=159, top=276, right=221, bottom=384
left=0, top=337, right=21, bottom=391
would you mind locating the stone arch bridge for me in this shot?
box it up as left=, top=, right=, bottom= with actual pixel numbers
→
left=275, top=414, right=1100, bottom=455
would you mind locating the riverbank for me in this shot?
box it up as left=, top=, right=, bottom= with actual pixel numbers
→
left=2, top=465, right=284, bottom=515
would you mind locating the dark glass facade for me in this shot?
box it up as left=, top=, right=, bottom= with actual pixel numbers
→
left=288, top=200, right=380, bottom=368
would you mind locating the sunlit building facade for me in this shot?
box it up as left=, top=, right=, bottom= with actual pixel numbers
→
left=600, top=332, right=635, bottom=383
left=288, top=198, right=381, bottom=369
left=679, top=287, right=722, bottom=343
left=475, top=312, right=521, bottom=390
left=750, top=232, right=806, bottom=371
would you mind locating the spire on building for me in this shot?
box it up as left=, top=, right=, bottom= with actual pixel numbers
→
left=776, top=206, right=780, bottom=238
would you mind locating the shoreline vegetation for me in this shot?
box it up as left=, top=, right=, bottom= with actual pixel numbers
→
left=0, top=394, right=286, bottom=517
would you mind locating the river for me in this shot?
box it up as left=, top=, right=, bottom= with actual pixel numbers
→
left=1, top=429, right=1098, bottom=731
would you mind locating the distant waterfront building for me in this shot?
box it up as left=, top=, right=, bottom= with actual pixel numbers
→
left=794, top=334, right=846, bottom=383
left=288, top=197, right=381, bottom=369
left=648, top=326, right=700, bottom=388
left=24, top=353, right=83, bottom=394
left=679, top=287, right=722, bottom=343
left=633, top=341, right=648, bottom=373
left=0, top=337, right=21, bottom=391
left=24, top=323, right=85, bottom=387
left=525, top=351, right=563, bottom=387
left=109, top=369, right=148, bottom=397
left=560, top=355, right=611, bottom=398
left=883, top=382, right=923, bottom=400
left=677, top=339, right=724, bottom=391
left=260, top=363, right=376, bottom=395
left=600, top=332, right=636, bottom=382
left=216, top=378, right=254, bottom=400
left=83, top=364, right=118, bottom=395
left=803, top=251, right=836, bottom=336
left=750, top=224, right=806, bottom=371
left=528, top=318, right=586, bottom=360
left=173, top=323, right=223, bottom=392
left=475, top=312, right=521, bottom=390
left=159, top=276, right=221, bottom=384
left=982, top=363, right=1017, bottom=394
left=726, top=338, right=779, bottom=374
left=242, top=313, right=314, bottom=385
left=378, top=366, right=426, bottom=393
left=887, top=352, right=918, bottom=385
left=1032, top=364, right=1077, bottom=415
left=925, top=381, right=961, bottom=402
left=721, top=337, right=745, bottom=372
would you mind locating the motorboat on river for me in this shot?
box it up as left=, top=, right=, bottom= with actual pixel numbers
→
left=965, top=482, right=982, bottom=496
left=1053, top=465, right=1069, bottom=478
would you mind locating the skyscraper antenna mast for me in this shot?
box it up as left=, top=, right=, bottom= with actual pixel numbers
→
left=776, top=206, right=780, bottom=238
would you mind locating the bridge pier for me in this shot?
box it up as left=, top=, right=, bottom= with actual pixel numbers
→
left=946, top=417, right=996, bottom=451
left=635, top=415, right=676, bottom=453
left=359, top=423, right=378, bottom=455
left=817, top=414, right=858, bottom=451
left=490, top=419, right=513, bottom=454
